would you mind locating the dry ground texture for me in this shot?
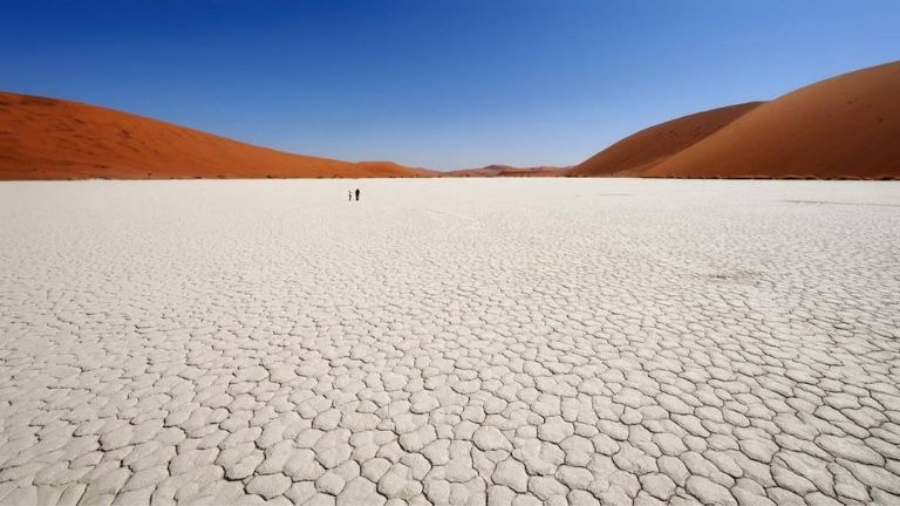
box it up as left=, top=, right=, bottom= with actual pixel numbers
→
left=1, top=179, right=899, bottom=506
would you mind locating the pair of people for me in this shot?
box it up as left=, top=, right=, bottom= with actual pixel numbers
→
left=348, top=189, right=360, bottom=201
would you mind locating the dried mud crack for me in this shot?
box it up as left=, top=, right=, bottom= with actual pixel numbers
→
left=1, top=178, right=898, bottom=505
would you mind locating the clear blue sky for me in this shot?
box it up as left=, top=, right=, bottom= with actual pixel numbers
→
left=2, top=0, right=898, bottom=170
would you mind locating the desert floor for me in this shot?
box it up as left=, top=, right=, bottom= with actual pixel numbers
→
left=1, top=179, right=899, bottom=506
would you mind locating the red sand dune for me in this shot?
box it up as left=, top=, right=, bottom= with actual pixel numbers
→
left=573, top=61, right=900, bottom=179
left=569, top=103, right=762, bottom=177
left=0, top=92, right=430, bottom=180
left=4, top=60, right=898, bottom=181
left=446, top=164, right=569, bottom=177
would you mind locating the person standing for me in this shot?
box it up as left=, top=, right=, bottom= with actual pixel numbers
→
left=348, top=190, right=352, bottom=202
left=355, top=188, right=360, bottom=201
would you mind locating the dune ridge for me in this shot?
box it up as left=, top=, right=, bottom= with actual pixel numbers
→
left=0, top=92, right=429, bottom=180
left=570, top=102, right=763, bottom=177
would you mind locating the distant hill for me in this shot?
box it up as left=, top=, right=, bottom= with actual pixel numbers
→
left=0, top=92, right=430, bottom=180
left=446, top=164, right=569, bottom=177
left=572, top=61, right=900, bottom=179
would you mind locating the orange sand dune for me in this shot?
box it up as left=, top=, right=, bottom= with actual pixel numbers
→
left=0, top=92, right=430, bottom=180
left=570, top=103, right=762, bottom=177
left=5, top=60, right=898, bottom=181
left=446, top=164, right=569, bottom=177
left=643, top=61, right=900, bottom=179
left=573, top=61, right=900, bottom=179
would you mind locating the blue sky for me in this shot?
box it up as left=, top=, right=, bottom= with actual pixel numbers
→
left=2, top=0, right=898, bottom=170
